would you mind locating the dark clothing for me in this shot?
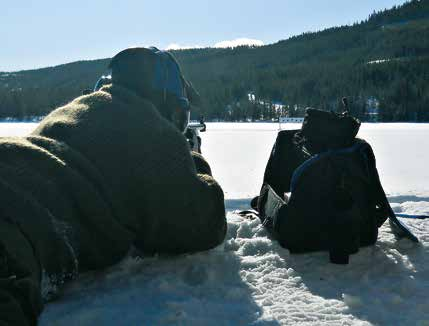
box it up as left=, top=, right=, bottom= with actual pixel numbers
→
left=0, top=84, right=226, bottom=325
left=255, top=130, right=389, bottom=263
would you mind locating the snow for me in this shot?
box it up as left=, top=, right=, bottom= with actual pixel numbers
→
left=0, top=122, right=38, bottom=136
left=2, top=122, right=429, bottom=325
left=367, top=59, right=391, bottom=65
left=203, top=122, right=429, bottom=198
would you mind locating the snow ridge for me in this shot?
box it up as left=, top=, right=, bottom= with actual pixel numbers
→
left=40, top=200, right=428, bottom=325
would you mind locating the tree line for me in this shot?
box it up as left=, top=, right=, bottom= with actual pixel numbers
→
left=0, top=0, right=428, bottom=122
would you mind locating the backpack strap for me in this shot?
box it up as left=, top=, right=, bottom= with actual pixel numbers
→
left=395, top=213, right=429, bottom=219
left=360, top=143, right=419, bottom=242
left=375, top=179, right=419, bottom=242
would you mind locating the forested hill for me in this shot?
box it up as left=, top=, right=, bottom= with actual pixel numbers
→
left=1, top=0, right=428, bottom=121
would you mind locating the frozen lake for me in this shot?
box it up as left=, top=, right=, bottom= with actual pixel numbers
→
left=3, top=122, right=429, bottom=199
left=203, top=122, right=429, bottom=199
left=1, top=122, right=428, bottom=325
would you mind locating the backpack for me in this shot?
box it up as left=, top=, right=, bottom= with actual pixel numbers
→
left=250, top=109, right=419, bottom=264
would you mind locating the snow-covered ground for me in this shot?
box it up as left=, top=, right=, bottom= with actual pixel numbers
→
left=1, top=122, right=428, bottom=325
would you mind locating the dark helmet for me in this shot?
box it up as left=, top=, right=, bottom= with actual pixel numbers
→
left=107, top=47, right=198, bottom=133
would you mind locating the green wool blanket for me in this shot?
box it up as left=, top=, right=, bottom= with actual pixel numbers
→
left=0, top=84, right=226, bottom=322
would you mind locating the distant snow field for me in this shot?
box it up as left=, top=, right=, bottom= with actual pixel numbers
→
left=2, top=122, right=428, bottom=325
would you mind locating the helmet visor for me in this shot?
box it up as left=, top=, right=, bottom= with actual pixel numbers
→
left=93, top=74, right=112, bottom=92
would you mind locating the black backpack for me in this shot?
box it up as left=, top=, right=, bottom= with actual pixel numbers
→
left=250, top=109, right=418, bottom=264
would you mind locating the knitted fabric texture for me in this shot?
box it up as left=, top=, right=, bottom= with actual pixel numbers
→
left=0, top=84, right=226, bottom=324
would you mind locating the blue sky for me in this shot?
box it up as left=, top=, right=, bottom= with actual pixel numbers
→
left=1, top=0, right=408, bottom=71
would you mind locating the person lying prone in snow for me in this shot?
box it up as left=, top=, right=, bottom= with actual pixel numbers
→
left=0, top=47, right=226, bottom=325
